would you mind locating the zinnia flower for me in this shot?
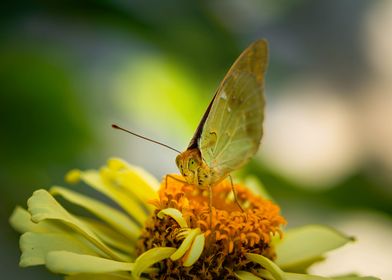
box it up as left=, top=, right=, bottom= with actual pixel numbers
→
left=10, top=158, right=379, bottom=280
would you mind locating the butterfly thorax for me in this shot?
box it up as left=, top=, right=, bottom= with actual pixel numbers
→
left=175, top=148, right=216, bottom=189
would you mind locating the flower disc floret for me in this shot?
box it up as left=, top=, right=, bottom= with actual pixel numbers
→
left=137, top=175, right=286, bottom=279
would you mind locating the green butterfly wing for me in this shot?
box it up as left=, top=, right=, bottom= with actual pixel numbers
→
left=197, top=40, right=268, bottom=181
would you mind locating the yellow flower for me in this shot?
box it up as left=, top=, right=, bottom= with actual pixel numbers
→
left=9, top=158, right=379, bottom=280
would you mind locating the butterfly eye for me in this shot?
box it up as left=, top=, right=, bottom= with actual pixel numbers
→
left=188, top=158, right=197, bottom=170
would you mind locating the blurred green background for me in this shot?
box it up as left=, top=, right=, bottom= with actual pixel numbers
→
left=1, top=1, right=391, bottom=279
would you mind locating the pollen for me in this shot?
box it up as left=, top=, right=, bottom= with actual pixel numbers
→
left=136, top=175, right=286, bottom=279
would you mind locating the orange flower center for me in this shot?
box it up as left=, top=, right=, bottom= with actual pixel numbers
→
left=136, top=175, right=286, bottom=279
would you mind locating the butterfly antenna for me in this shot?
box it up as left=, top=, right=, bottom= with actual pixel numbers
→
left=112, top=124, right=181, bottom=154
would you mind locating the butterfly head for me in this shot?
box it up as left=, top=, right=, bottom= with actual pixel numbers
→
left=175, top=148, right=204, bottom=186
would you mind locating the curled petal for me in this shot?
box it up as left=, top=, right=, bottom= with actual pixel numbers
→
left=183, top=233, right=205, bottom=267
left=27, top=189, right=129, bottom=262
left=19, top=232, right=99, bottom=267
left=132, top=247, right=176, bottom=279
left=256, top=269, right=275, bottom=280
left=245, top=253, right=284, bottom=280
left=170, top=228, right=200, bottom=261
left=235, top=270, right=263, bottom=280
left=176, top=228, right=191, bottom=239
left=9, top=207, right=60, bottom=234
left=157, top=208, right=188, bottom=228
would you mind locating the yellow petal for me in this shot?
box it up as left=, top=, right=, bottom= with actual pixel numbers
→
left=101, top=165, right=156, bottom=212
left=65, top=169, right=82, bottom=184
left=9, top=207, right=60, bottom=234
left=80, top=217, right=135, bottom=256
left=157, top=208, right=188, bottom=228
left=244, top=266, right=379, bottom=280
left=108, top=157, right=159, bottom=198
left=170, top=228, right=200, bottom=261
left=183, top=233, right=205, bottom=267
left=245, top=253, right=284, bottom=280
left=65, top=274, right=131, bottom=280
left=281, top=256, right=325, bottom=274
left=19, top=232, right=99, bottom=267
left=282, top=272, right=326, bottom=279
left=107, top=157, right=129, bottom=170
left=256, top=269, right=275, bottom=280
left=176, top=228, right=191, bottom=239
left=50, top=186, right=140, bottom=242
left=235, top=270, right=263, bottom=280
left=243, top=176, right=273, bottom=201
left=27, top=189, right=129, bottom=262
left=330, top=277, right=380, bottom=280
left=46, top=251, right=134, bottom=275
left=282, top=273, right=380, bottom=280
left=80, top=170, right=147, bottom=226
left=274, top=225, right=353, bottom=271
left=132, top=247, right=176, bottom=279
left=269, top=271, right=378, bottom=280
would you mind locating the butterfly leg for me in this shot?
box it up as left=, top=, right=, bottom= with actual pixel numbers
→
left=208, top=184, right=213, bottom=227
left=165, top=174, right=187, bottom=190
left=229, top=175, right=244, bottom=212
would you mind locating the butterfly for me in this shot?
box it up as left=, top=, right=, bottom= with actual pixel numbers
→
left=175, top=39, right=268, bottom=212
left=113, top=39, right=268, bottom=215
